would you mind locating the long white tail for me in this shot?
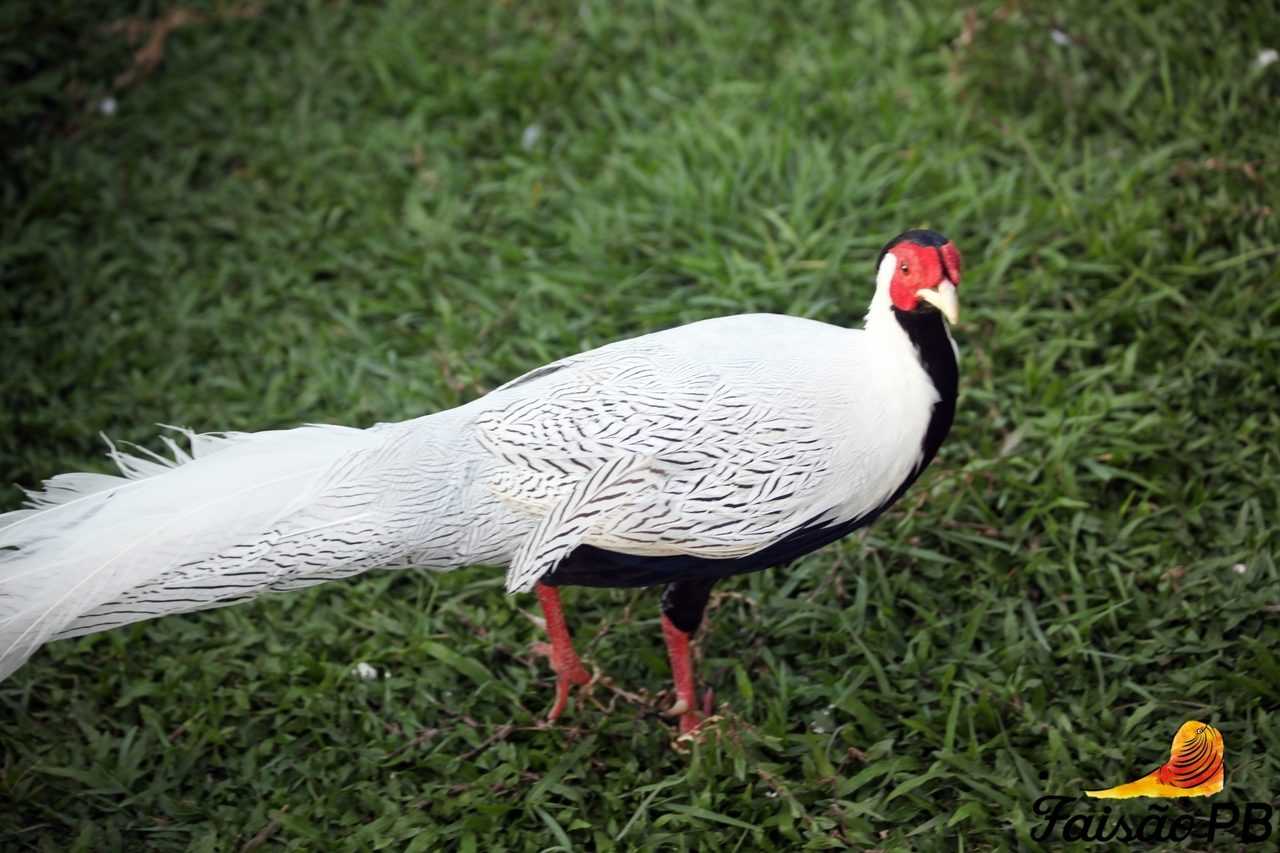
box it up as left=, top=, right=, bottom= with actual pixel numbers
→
left=0, top=424, right=398, bottom=680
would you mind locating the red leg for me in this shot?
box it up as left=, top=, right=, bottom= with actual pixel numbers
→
left=533, top=582, right=591, bottom=722
left=661, top=613, right=702, bottom=735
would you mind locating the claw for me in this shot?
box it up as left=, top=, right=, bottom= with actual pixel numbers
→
left=675, top=709, right=702, bottom=736
left=533, top=640, right=591, bottom=721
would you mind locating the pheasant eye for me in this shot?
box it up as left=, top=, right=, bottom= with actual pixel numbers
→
left=1197, top=727, right=1205, bottom=734
left=899, top=263, right=909, bottom=273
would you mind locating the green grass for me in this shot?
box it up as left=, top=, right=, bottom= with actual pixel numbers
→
left=2, top=0, right=1278, bottom=849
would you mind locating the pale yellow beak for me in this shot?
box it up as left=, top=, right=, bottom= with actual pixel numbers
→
left=917, top=281, right=959, bottom=324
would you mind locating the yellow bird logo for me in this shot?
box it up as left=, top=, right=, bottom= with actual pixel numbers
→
left=1085, top=720, right=1225, bottom=799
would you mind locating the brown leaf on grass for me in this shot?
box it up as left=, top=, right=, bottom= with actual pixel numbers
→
left=240, top=804, right=288, bottom=853
left=103, top=3, right=263, bottom=94
left=455, top=723, right=515, bottom=762
left=386, top=727, right=442, bottom=759
left=1160, top=564, right=1187, bottom=592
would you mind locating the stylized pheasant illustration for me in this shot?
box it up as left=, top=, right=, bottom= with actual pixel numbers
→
left=1085, top=720, right=1225, bottom=799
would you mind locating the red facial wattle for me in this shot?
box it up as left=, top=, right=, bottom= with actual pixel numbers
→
left=889, top=241, right=962, bottom=313
left=939, top=241, right=962, bottom=287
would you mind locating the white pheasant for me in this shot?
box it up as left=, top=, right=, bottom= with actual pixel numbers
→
left=0, top=229, right=962, bottom=734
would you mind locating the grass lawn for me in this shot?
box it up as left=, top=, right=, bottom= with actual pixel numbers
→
left=2, top=0, right=1278, bottom=849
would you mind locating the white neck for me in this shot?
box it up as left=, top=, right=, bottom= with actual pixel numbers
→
left=863, top=251, right=903, bottom=337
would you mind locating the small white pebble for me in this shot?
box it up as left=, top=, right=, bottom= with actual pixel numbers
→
left=1256, top=49, right=1278, bottom=68
left=812, top=725, right=825, bottom=734
left=1050, top=29, right=1071, bottom=47
left=99, top=97, right=118, bottom=116
left=1232, top=563, right=1247, bottom=575
left=353, top=662, right=379, bottom=681
left=520, top=123, right=542, bottom=151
